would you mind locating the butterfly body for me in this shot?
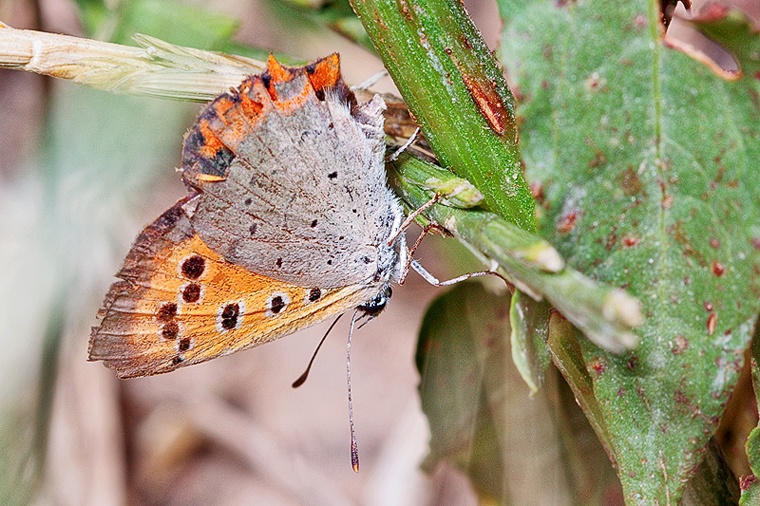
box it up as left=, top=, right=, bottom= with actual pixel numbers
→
left=89, top=54, right=408, bottom=378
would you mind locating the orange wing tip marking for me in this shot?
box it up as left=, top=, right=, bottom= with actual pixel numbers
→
left=239, top=92, right=264, bottom=119
left=266, top=54, right=296, bottom=84
left=196, top=174, right=226, bottom=182
left=197, top=120, right=226, bottom=158
left=305, top=53, right=342, bottom=94
left=212, top=96, right=235, bottom=122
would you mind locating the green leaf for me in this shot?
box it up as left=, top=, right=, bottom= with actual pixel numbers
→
left=109, top=0, right=240, bottom=48
left=500, top=0, right=760, bottom=503
left=675, top=5, right=760, bottom=79
left=742, top=326, right=760, bottom=505
left=392, top=154, right=642, bottom=354
left=509, top=291, right=551, bottom=394
left=416, top=283, right=576, bottom=503
left=275, top=0, right=374, bottom=51
left=742, top=429, right=760, bottom=505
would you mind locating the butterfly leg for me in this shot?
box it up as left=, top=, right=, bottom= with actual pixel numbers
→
left=396, top=221, right=513, bottom=290
left=387, top=193, right=441, bottom=248
left=397, top=223, right=443, bottom=285
left=410, top=258, right=512, bottom=290
left=386, top=127, right=421, bottom=162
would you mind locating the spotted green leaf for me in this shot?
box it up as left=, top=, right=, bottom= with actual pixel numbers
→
left=499, top=0, right=760, bottom=503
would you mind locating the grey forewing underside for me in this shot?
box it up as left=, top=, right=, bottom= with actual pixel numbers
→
left=181, top=66, right=404, bottom=289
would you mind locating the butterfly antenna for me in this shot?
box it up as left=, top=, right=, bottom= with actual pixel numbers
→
left=356, top=312, right=376, bottom=330
left=347, top=309, right=361, bottom=472
left=292, top=313, right=344, bottom=388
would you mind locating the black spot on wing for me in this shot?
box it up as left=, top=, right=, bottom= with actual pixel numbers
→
left=270, top=296, right=285, bottom=314
left=182, top=283, right=201, bottom=303
left=220, top=303, right=240, bottom=330
left=181, top=255, right=206, bottom=279
left=161, top=321, right=179, bottom=340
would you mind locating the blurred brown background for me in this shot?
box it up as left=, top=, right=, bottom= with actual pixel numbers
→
left=0, top=0, right=500, bottom=504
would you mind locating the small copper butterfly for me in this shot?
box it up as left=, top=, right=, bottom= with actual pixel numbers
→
left=88, top=54, right=409, bottom=379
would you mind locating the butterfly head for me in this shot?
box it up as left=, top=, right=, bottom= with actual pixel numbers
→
left=358, top=285, right=392, bottom=318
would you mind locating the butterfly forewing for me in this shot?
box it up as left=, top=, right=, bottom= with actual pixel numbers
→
left=89, top=200, right=374, bottom=378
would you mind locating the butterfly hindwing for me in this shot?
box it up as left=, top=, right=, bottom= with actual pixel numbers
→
left=179, top=54, right=402, bottom=290
left=88, top=199, right=374, bottom=378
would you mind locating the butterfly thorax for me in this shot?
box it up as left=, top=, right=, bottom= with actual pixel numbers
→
left=359, top=202, right=408, bottom=315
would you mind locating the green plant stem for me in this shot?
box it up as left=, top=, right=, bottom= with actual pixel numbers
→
left=350, top=0, right=535, bottom=230
left=391, top=155, right=641, bottom=353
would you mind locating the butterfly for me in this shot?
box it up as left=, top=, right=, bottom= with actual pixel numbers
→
left=88, top=54, right=411, bottom=380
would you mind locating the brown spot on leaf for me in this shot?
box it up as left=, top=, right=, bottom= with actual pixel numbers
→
left=620, top=166, right=643, bottom=195
left=605, top=227, right=619, bottom=251
left=711, top=261, right=725, bottom=276
left=530, top=181, right=544, bottom=204
left=557, top=210, right=579, bottom=234
left=584, top=72, right=605, bottom=92
left=590, top=357, right=606, bottom=375
left=672, top=335, right=689, bottom=354
left=741, top=475, right=757, bottom=491
left=704, top=301, right=714, bottom=312
left=707, top=313, right=717, bottom=335
left=461, top=73, right=508, bottom=135
left=709, top=238, right=720, bottom=249
left=623, top=236, right=640, bottom=247
left=589, top=150, right=607, bottom=168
